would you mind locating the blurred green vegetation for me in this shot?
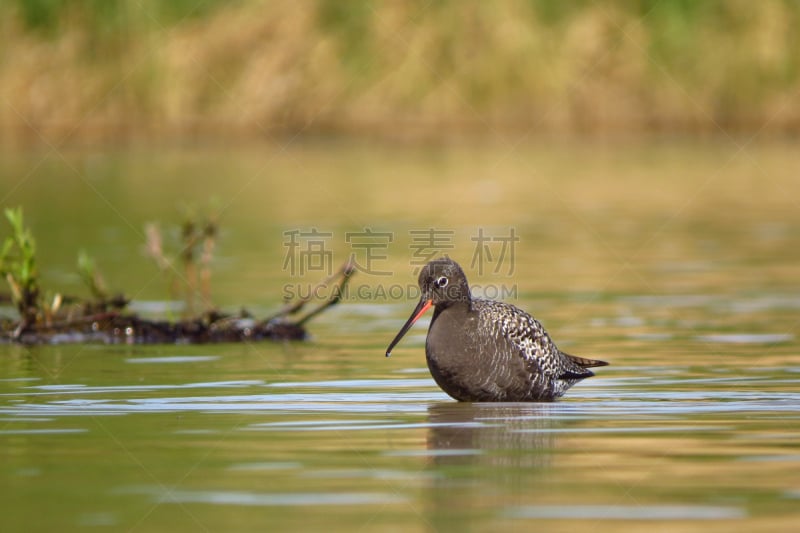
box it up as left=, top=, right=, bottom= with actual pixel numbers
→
left=11, top=0, right=227, bottom=33
left=1, top=0, right=799, bottom=141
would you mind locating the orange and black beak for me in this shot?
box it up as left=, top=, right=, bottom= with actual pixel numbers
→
left=385, top=298, right=433, bottom=357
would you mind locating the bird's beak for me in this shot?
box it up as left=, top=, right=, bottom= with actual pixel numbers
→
left=385, top=298, right=433, bottom=357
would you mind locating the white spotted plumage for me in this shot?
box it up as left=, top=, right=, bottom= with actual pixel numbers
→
left=472, top=298, right=594, bottom=399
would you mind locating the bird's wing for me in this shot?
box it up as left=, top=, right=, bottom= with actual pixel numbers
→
left=479, top=300, right=598, bottom=380
left=479, top=300, right=565, bottom=378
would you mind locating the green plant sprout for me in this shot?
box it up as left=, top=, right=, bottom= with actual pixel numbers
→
left=145, top=202, right=219, bottom=316
left=0, top=207, right=41, bottom=336
left=77, top=249, right=108, bottom=302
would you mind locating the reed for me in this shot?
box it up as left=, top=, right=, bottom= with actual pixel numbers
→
left=2, top=0, right=799, bottom=142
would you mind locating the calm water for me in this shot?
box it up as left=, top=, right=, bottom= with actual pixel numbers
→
left=1, top=138, right=800, bottom=531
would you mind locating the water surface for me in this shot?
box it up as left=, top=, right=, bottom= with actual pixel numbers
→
left=1, top=138, right=799, bottom=531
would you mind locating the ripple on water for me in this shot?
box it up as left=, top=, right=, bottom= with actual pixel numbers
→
left=383, top=449, right=482, bottom=457
left=0, top=428, right=87, bottom=435
left=0, top=390, right=439, bottom=418
left=267, top=378, right=435, bottom=388
left=245, top=420, right=490, bottom=432
left=118, top=487, right=406, bottom=506
left=77, top=512, right=117, bottom=527
left=506, top=504, right=746, bottom=520
left=125, top=356, right=220, bottom=364
left=7, top=380, right=264, bottom=397
left=513, top=425, right=733, bottom=434
left=227, top=462, right=302, bottom=472
left=694, top=333, right=794, bottom=344
left=300, top=468, right=437, bottom=482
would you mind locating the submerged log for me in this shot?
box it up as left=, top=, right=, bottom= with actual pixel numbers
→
left=1, top=262, right=355, bottom=345
left=12, top=312, right=306, bottom=345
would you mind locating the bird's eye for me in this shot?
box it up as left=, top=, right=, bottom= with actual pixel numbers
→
left=435, top=276, right=448, bottom=288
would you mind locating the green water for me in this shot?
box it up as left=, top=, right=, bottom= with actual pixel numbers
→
left=1, top=138, right=799, bottom=531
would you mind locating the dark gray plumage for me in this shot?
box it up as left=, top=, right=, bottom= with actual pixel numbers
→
left=386, top=258, right=607, bottom=402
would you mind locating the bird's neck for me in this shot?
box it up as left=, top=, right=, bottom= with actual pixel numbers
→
left=432, top=299, right=472, bottom=322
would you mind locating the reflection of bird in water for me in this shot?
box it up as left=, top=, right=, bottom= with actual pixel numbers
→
left=386, top=258, right=607, bottom=402
left=426, top=402, right=556, bottom=469
left=423, top=403, right=559, bottom=528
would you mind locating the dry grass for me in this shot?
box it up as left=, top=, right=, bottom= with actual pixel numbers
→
left=2, top=0, right=800, bottom=143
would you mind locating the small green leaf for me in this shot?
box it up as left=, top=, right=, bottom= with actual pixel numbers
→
left=1, top=237, right=13, bottom=261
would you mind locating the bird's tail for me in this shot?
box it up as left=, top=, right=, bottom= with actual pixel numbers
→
left=564, top=353, right=609, bottom=368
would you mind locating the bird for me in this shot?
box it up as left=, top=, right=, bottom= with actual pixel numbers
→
left=385, top=258, right=607, bottom=402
